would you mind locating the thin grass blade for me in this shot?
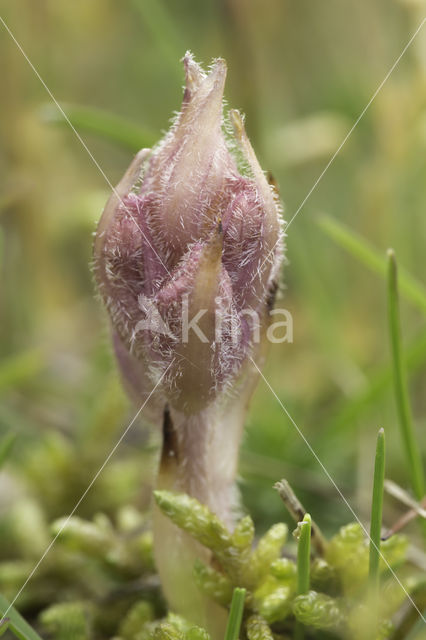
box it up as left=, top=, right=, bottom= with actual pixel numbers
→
left=0, top=432, right=17, bottom=470
left=41, top=103, right=157, bottom=152
left=318, top=215, right=426, bottom=314
left=387, top=249, right=425, bottom=503
left=297, top=514, right=311, bottom=595
left=130, top=0, right=184, bottom=80
left=369, top=428, right=385, bottom=586
left=224, top=588, right=246, bottom=640
left=0, top=595, right=44, bottom=640
left=295, top=515, right=311, bottom=639
left=321, top=325, right=426, bottom=444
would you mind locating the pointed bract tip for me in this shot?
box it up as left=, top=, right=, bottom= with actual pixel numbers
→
left=207, top=57, right=227, bottom=92
left=183, top=51, right=205, bottom=90
left=211, top=57, right=227, bottom=72
left=182, top=53, right=227, bottom=94
left=229, top=109, right=245, bottom=140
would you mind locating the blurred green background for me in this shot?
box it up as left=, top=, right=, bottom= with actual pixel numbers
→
left=0, top=0, right=425, bottom=557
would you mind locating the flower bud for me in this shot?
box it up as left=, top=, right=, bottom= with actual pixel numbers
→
left=94, top=52, right=283, bottom=415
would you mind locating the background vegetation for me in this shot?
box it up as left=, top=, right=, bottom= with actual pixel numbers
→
left=0, top=0, right=425, bottom=637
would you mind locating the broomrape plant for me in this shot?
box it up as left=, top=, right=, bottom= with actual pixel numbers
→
left=93, top=53, right=284, bottom=627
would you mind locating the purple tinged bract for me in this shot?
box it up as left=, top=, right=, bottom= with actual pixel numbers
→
left=94, top=52, right=284, bottom=415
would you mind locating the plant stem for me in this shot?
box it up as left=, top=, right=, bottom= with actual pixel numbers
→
left=369, top=428, right=385, bottom=586
left=153, top=396, right=253, bottom=638
left=224, top=588, right=246, bottom=640
left=297, top=514, right=311, bottom=595
left=387, top=250, right=425, bottom=506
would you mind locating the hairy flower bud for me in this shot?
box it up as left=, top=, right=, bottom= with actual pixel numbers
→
left=94, top=52, right=283, bottom=416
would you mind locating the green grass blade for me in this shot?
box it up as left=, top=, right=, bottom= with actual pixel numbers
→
left=297, top=514, right=311, bottom=595
left=369, top=428, right=385, bottom=586
left=318, top=215, right=426, bottom=314
left=387, top=249, right=425, bottom=502
left=130, top=0, right=184, bottom=79
left=0, top=594, right=44, bottom=640
left=0, top=619, right=10, bottom=637
left=224, top=588, right=246, bottom=640
left=295, top=515, right=311, bottom=640
left=322, top=325, right=426, bottom=444
left=0, top=431, right=17, bottom=470
left=41, top=103, right=157, bottom=152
